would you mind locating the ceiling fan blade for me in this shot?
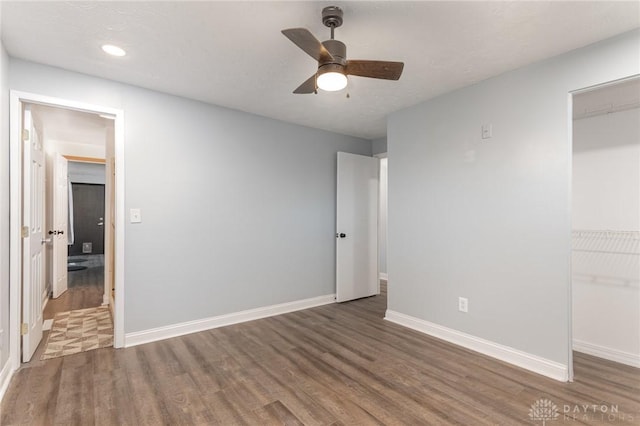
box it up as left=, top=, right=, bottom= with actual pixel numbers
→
left=293, top=74, right=317, bottom=94
left=282, top=28, right=334, bottom=63
left=345, top=60, right=404, bottom=80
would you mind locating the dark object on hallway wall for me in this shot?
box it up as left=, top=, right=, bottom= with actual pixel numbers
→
left=69, top=183, right=105, bottom=256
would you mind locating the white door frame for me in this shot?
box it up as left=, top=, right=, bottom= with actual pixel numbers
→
left=374, top=152, right=387, bottom=291
left=9, top=90, right=126, bottom=370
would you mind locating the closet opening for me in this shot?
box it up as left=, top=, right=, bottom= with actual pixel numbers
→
left=570, top=77, right=640, bottom=373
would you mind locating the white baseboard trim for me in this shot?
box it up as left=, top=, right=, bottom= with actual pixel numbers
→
left=573, top=339, right=640, bottom=368
left=0, top=359, right=13, bottom=403
left=379, top=272, right=388, bottom=281
left=125, top=294, right=336, bottom=348
left=384, top=310, right=569, bottom=382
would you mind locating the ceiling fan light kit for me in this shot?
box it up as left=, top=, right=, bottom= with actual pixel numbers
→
left=282, top=5, right=404, bottom=94
left=317, top=65, right=348, bottom=91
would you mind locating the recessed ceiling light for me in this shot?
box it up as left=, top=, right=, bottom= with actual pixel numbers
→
left=101, top=44, right=126, bottom=57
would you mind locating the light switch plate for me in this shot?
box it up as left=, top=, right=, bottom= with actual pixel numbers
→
left=130, top=208, right=142, bottom=223
left=458, top=297, right=469, bottom=313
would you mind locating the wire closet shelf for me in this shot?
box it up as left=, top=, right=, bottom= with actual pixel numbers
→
left=571, top=229, right=640, bottom=288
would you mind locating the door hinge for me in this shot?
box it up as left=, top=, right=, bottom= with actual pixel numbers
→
left=21, top=323, right=28, bottom=335
left=21, top=226, right=29, bottom=238
left=22, top=129, right=29, bottom=141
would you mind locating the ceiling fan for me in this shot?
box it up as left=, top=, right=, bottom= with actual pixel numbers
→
left=282, top=6, right=404, bottom=94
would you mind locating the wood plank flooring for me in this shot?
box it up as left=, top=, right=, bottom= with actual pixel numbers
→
left=44, top=255, right=105, bottom=320
left=2, top=282, right=639, bottom=425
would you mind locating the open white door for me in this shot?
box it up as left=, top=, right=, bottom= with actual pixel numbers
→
left=336, top=152, right=379, bottom=302
left=22, top=105, right=45, bottom=362
left=52, top=153, right=68, bottom=298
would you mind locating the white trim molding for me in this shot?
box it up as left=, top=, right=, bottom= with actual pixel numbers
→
left=125, top=294, right=336, bottom=347
left=0, top=359, right=12, bottom=403
left=573, top=339, right=640, bottom=368
left=385, top=310, right=569, bottom=382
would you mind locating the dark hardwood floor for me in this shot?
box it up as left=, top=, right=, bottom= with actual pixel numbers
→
left=44, top=255, right=105, bottom=320
left=2, top=281, right=638, bottom=425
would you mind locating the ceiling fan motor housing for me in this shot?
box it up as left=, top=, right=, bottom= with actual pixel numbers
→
left=321, top=39, right=346, bottom=65
left=319, top=39, right=347, bottom=79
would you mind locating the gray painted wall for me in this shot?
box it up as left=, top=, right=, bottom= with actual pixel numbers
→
left=68, top=162, right=105, bottom=185
left=372, top=137, right=387, bottom=156
left=9, top=59, right=371, bottom=333
left=387, top=29, right=640, bottom=365
left=0, top=18, right=9, bottom=368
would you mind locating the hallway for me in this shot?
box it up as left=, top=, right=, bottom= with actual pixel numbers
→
left=44, top=254, right=105, bottom=320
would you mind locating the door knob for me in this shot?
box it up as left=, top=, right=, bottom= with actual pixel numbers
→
left=58, top=230, right=64, bottom=235
left=48, top=230, right=57, bottom=235
left=336, top=233, right=346, bottom=238
left=41, top=238, right=52, bottom=244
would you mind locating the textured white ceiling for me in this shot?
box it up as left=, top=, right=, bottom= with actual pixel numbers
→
left=2, top=1, right=639, bottom=139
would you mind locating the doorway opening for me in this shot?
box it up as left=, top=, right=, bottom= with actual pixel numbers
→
left=29, top=104, right=112, bottom=361
left=570, top=77, right=640, bottom=375
left=9, top=91, right=125, bottom=369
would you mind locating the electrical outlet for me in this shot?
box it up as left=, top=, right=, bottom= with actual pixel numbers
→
left=458, top=297, right=468, bottom=313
